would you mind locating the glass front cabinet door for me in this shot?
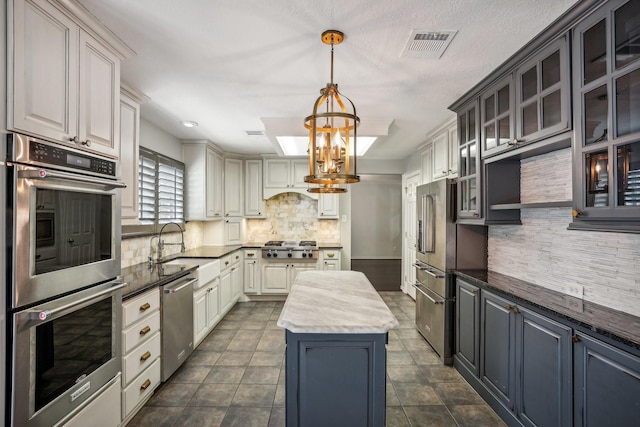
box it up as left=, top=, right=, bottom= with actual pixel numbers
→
left=515, top=35, right=570, bottom=147
left=481, top=76, right=514, bottom=158
left=458, top=100, right=482, bottom=222
left=572, top=0, right=640, bottom=230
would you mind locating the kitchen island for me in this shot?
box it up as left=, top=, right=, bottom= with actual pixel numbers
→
left=277, top=270, right=399, bottom=427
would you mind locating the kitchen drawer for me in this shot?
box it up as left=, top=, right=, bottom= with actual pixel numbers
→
left=221, top=251, right=242, bottom=271
left=122, top=288, right=160, bottom=328
left=122, top=310, right=161, bottom=354
left=123, top=332, right=161, bottom=385
left=123, top=358, right=161, bottom=418
left=57, top=374, right=122, bottom=427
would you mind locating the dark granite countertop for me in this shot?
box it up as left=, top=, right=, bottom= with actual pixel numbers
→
left=120, top=262, right=198, bottom=300
left=318, top=243, right=343, bottom=249
left=121, top=243, right=342, bottom=300
left=456, top=269, right=640, bottom=351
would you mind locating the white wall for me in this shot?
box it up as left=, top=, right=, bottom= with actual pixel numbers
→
left=488, top=148, right=640, bottom=317
left=140, top=118, right=183, bottom=160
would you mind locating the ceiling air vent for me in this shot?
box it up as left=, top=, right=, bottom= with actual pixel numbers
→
left=401, top=30, right=457, bottom=58
left=246, top=130, right=264, bottom=136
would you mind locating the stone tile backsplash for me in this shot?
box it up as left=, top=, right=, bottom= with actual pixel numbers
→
left=246, top=193, right=340, bottom=242
left=121, top=222, right=204, bottom=268
left=121, top=193, right=339, bottom=269
left=488, top=148, right=640, bottom=317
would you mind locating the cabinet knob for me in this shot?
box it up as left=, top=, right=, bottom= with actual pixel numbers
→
left=69, top=135, right=80, bottom=144
left=442, top=171, right=447, bottom=175
left=572, top=209, right=582, bottom=218
left=572, top=335, right=581, bottom=344
left=509, top=138, right=521, bottom=146
left=82, top=139, right=91, bottom=147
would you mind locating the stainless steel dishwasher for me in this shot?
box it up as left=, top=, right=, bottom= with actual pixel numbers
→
left=161, top=273, right=196, bottom=381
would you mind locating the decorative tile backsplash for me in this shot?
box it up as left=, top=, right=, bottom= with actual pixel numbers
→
left=488, top=148, right=640, bottom=317
left=246, top=193, right=340, bottom=242
left=121, top=193, right=339, bottom=268
left=121, top=222, right=204, bottom=268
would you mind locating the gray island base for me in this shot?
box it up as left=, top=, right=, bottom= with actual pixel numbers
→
left=277, top=270, right=399, bottom=427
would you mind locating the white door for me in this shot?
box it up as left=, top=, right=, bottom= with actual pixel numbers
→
left=59, top=192, right=97, bottom=266
left=403, top=171, right=420, bottom=299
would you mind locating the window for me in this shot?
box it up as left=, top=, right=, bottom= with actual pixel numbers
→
left=138, top=147, right=185, bottom=227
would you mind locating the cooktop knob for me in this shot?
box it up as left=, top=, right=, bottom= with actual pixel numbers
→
left=266, top=253, right=272, bottom=257
left=273, top=253, right=278, bottom=257
left=288, top=253, right=292, bottom=257
left=302, top=253, right=307, bottom=258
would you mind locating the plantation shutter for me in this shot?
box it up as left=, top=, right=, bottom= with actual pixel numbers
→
left=138, top=147, right=185, bottom=225
left=138, top=148, right=157, bottom=224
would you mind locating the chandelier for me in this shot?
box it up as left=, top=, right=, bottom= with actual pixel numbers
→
left=304, top=30, right=360, bottom=193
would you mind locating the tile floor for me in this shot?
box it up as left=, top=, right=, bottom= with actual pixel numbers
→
left=127, top=291, right=505, bottom=427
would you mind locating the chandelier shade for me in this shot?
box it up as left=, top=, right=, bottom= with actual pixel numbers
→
left=304, top=30, right=360, bottom=194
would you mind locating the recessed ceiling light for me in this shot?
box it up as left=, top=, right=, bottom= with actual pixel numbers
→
left=181, top=120, right=198, bottom=128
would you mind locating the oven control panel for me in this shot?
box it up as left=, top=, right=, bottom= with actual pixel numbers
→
left=29, top=141, right=116, bottom=176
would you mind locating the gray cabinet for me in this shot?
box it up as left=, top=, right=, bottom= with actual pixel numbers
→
left=516, top=307, right=572, bottom=427
left=458, top=287, right=573, bottom=426
left=481, top=76, right=514, bottom=158
left=480, top=291, right=517, bottom=410
left=455, top=278, right=480, bottom=375
left=457, top=100, right=482, bottom=222
left=285, top=331, right=388, bottom=427
left=571, top=0, right=640, bottom=231
left=514, top=36, right=570, bottom=146
left=573, top=333, right=640, bottom=426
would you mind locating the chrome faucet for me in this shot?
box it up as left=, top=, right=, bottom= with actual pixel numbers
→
left=156, top=222, right=186, bottom=261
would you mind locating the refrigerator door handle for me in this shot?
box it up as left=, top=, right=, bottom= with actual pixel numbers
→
left=412, top=263, right=445, bottom=279
left=413, top=283, right=444, bottom=304
left=424, top=194, right=435, bottom=253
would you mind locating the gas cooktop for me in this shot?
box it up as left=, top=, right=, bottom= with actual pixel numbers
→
left=262, top=240, right=318, bottom=259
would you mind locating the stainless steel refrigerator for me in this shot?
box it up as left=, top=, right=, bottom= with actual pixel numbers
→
left=414, top=179, right=486, bottom=364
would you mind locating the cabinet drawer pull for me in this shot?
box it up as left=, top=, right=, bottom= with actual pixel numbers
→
left=140, top=326, right=151, bottom=335
left=327, top=253, right=335, bottom=258
left=247, top=253, right=255, bottom=257
left=140, top=379, right=151, bottom=391
left=140, top=351, right=151, bottom=362
left=140, top=302, right=151, bottom=312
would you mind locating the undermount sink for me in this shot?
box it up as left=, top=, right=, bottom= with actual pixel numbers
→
left=163, top=258, right=220, bottom=288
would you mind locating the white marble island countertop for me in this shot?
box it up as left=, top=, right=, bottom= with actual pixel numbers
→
left=277, top=270, right=399, bottom=334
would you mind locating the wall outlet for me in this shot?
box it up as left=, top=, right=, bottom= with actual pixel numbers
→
left=566, top=284, right=584, bottom=299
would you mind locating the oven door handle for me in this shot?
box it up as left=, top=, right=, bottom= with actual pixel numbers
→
left=413, top=283, right=444, bottom=305
left=412, top=263, right=445, bottom=279
left=31, top=281, right=126, bottom=321
left=19, top=168, right=126, bottom=189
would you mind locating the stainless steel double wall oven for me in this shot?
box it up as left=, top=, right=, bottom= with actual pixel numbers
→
left=5, top=133, right=125, bottom=427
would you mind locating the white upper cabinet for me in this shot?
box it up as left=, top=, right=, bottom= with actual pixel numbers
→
left=119, top=84, right=148, bottom=224
left=224, top=158, right=243, bottom=217
left=244, top=159, right=264, bottom=217
left=8, top=0, right=131, bottom=159
left=183, top=143, right=224, bottom=220
left=264, top=158, right=312, bottom=199
left=430, top=119, right=458, bottom=181
left=318, top=194, right=339, bottom=218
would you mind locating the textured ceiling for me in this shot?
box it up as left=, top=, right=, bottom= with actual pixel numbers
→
left=76, top=0, right=579, bottom=160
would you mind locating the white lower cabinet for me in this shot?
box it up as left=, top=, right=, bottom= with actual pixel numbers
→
left=57, top=374, right=121, bottom=427
left=121, top=288, right=161, bottom=425
left=243, top=249, right=261, bottom=294
left=320, top=249, right=341, bottom=270
left=194, top=278, right=221, bottom=347
left=220, top=251, right=243, bottom=313
left=261, top=262, right=317, bottom=294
